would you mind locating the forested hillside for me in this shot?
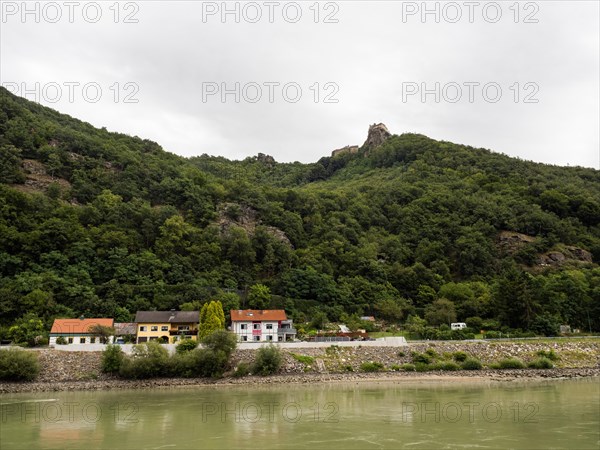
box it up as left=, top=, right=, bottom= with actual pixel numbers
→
left=1, top=86, right=599, bottom=341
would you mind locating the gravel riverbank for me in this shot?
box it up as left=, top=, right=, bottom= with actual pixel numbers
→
left=1, top=340, right=598, bottom=394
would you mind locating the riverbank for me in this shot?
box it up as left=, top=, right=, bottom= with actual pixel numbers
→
left=1, top=340, right=598, bottom=394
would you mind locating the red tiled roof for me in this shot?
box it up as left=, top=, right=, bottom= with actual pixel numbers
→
left=230, top=310, right=287, bottom=322
left=50, top=318, right=114, bottom=334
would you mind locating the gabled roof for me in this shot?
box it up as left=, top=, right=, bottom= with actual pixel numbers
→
left=134, top=311, right=199, bottom=323
left=230, top=309, right=287, bottom=322
left=114, top=322, right=136, bottom=335
left=50, top=318, right=114, bottom=334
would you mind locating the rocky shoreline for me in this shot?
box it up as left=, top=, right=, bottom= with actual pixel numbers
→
left=1, top=340, right=599, bottom=394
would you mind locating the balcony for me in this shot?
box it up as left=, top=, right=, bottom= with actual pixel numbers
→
left=278, top=327, right=297, bottom=335
left=169, top=330, right=197, bottom=336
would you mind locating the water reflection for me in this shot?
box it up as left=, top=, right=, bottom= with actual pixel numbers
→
left=1, top=378, right=598, bottom=449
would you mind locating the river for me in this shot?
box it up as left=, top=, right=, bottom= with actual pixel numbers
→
left=1, top=378, right=598, bottom=449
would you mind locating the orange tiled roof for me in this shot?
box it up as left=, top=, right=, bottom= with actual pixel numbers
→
left=230, top=310, right=287, bottom=322
left=50, top=318, right=114, bottom=334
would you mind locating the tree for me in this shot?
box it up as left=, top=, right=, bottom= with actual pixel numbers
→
left=424, top=298, right=457, bottom=326
left=89, top=324, right=115, bottom=344
left=375, top=297, right=412, bottom=323
left=7, top=314, right=46, bottom=347
left=198, top=301, right=226, bottom=339
left=247, top=284, right=271, bottom=310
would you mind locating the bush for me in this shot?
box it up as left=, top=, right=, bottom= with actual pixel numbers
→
left=176, top=339, right=199, bottom=354
left=119, top=341, right=170, bottom=379
left=425, top=348, right=438, bottom=358
left=202, top=330, right=237, bottom=358
left=528, top=357, right=554, bottom=369
left=536, top=349, right=559, bottom=361
left=432, top=361, right=460, bottom=371
left=343, top=365, right=354, bottom=372
left=55, top=336, right=67, bottom=345
left=233, top=362, right=251, bottom=377
left=452, top=351, right=468, bottom=362
left=414, top=362, right=431, bottom=372
left=291, top=353, right=315, bottom=365
left=253, top=345, right=282, bottom=376
left=461, top=358, right=482, bottom=370
left=0, top=349, right=40, bottom=381
left=360, top=361, right=384, bottom=372
left=102, top=344, right=124, bottom=373
left=390, top=364, right=401, bottom=371
left=497, top=358, right=525, bottom=369
left=400, top=363, right=416, bottom=372
left=397, top=351, right=406, bottom=357
left=411, top=352, right=432, bottom=364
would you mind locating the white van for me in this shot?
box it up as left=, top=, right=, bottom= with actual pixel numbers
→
left=451, top=322, right=467, bottom=330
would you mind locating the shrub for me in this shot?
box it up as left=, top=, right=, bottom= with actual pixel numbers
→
left=253, top=344, right=282, bottom=376
left=233, top=362, right=251, bottom=377
left=528, top=357, right=554, bottom=369
left=461, top=358, right=482, bottom=370
left=397, top=351, right=406, bottom=358
left=425, top=348, right=438, bottom=358
left=343, top=365, right=354, bottom=372
left=484, top=331, right=501, bottom=339
left=390, top=364, right=401, bottom=371
left=452, top=351, right=468, bottom=362
left=360, top=361, right=384, bottom=372
left=291, top=353, right=315, bottom=365
left=176, top=339, right=199, bottom=354
left=411, top=352, right=432, bottom=364
left=497, top=358, right=525, bottom=369
left=536, top=349, right=559, bottom=361
left=102, top=344, right=124, bottom=374
left=432, top=361, right=460, bottom=371
left=414, top=362, right=431, bottom=372
left=120, top=341, right=170, bottom=379
left=55, top=336, right=67, bottom=345
left=400, top=363, right=416, bottom=372
left=202, top=330, right=237, bottom=358
left=0, top=349, right=40, bottom=381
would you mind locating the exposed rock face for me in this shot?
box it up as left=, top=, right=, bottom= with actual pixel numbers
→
left=256, top=153, right=276, bottom=165
left=331, top=145, right=359, bottom=158
left=539, top=246, right=593, bottom=266
left=497, top=231, right=536, bottom=254
left=217, top=202, right=292, bottom=247
left=362, top=123, right=391, bottom=151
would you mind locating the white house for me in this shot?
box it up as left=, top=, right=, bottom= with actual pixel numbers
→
left=230, top=309, right=296, bottom=342
left=49, top=318, right=114, bottom=345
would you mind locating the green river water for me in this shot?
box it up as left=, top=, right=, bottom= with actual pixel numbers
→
left=0, top=378, right=598, bottom=449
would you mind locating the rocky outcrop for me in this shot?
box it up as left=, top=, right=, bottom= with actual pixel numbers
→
left=362, top=123, right=391, bottom=151
left=539, top=246, right=593, bottom=266
left=217, top=203, right=292, bottom=247
left=497, top=231, right=536, bottom=254
left=331, top=145, right=359, bottom=158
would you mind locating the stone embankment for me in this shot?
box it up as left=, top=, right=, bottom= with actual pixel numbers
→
left=1, top=340, right=598, bottom=394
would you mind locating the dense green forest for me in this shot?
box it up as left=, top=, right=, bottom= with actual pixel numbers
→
left=1, top=86, right=599, bottom=342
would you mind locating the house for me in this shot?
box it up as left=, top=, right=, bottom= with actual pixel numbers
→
left=49, top=318, right=114, bottom=345
left=134, top=310, right=199, bottom=344
left=230, top=309, right=296, bottom=342
left=113, top=322, right=137, bottom=343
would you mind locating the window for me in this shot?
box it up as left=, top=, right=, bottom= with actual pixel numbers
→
left=178, top=325, right=190, bottom=331
left=151, top=326, right=158, bottom=331
left=90, top=337, right=96, bottom=344
left=68, top=337, right=73, bottom=344
left=266, top=324, right=273, bottom=330
left=240, top=324, right=247, bottom=330
left=242, top=336, right=247, bottom=341
left=161, top=326, right=169, bottom=331
left=253, top=335, right=260, bottom=341
left=266, top=335, right=273, bottom=341
left=80, top=337, right=86, bottom=344
left=253, top=323, right=261, bottom=330
left=139, top=326, right=147, bottom=332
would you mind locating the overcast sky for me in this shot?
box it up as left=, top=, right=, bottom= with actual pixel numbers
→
left=1, top=1, right=599, bottom=168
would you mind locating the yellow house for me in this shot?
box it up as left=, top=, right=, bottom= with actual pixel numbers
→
left=134, top=310, right=199, bottom=344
